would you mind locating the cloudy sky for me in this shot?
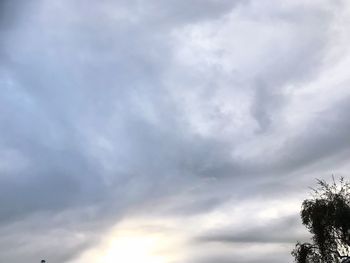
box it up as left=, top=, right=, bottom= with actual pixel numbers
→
left=1, top=0, right=350, bottom=262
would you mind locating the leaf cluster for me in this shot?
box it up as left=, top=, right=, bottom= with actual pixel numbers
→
left=292, top=178, right=350, bottom=263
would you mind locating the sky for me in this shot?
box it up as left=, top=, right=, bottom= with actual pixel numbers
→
left=1, top=0, right=350, bottom=262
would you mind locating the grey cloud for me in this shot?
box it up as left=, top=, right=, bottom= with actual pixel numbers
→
left=271, top=95, right=350, bottom=175
left=249, top=11, right=333, bottom=134
left=142, top=0, right=246, bottom=25
left=0, top=0, right=34, bottom=30
left=190, top=254, right=288, bottom=263
left=197, top=215, right=307, bottom=245
left=0, top=211, right=102, bottom=263
left=189, top=216, right=306, bottom=263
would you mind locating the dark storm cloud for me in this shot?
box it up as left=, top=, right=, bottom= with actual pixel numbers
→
left=0, top=0, right=349, bottom=262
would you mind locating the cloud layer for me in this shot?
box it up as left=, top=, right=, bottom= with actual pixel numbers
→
left=1, top=0, right=350, bottom=262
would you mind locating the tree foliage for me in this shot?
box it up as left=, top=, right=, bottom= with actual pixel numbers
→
left=292, top=177, right=350, bottom=263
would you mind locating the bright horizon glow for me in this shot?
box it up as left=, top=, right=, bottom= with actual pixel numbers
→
left=97, top=233, right=167, bottom=263
left=70, top=218, right=186, bottom=263
left=69, top=199, right=302, bottom=263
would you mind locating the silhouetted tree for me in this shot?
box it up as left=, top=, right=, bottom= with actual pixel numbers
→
left=292, top=177, right=350, bottom=263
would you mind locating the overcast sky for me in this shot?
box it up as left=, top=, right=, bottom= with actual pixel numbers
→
left=1, top=0, right=350, bottom=262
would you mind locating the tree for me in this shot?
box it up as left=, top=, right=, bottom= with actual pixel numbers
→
left=292, top=177, right=350, bottom=263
